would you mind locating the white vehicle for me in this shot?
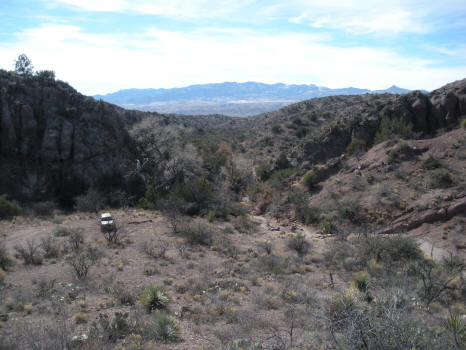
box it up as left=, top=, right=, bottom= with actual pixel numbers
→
left=100, top=213, right=115, bottom=232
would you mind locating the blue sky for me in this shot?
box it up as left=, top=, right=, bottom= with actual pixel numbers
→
left=1, top=0, right=465, bottom=95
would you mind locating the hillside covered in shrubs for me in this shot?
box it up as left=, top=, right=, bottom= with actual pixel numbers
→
left=0, top=69, right=465, bottom=349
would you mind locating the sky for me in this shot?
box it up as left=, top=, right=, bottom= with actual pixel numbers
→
left=0, top=0, right=466, bottom=95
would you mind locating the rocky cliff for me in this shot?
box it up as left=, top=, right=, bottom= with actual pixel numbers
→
left=300, top=79, right=466, bottom=165
left=0, top=70, right=144, bottom=205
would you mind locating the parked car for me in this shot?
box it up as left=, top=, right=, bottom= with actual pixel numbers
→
left=100, top=212, right=115, bottom=232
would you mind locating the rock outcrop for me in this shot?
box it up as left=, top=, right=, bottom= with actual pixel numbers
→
left=299, top=78, right=466, bottom=165
left=0, top=70, right=143, bottom=204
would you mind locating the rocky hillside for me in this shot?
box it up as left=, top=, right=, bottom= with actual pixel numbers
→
left=0, top=70, right=145, bottom=205
left=229, top=78, right=466, bottom=167
left=0, top=70, right=235, bottom=206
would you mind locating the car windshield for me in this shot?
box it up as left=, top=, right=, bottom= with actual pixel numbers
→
left=101, top=218, right=112, bottom=222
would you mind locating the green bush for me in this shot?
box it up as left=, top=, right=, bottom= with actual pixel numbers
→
left=256, top=163, right=272, bottom=181
left=138, top=184, right=159, bottom=209
left=359, top=234, right=423, bottom=263
left=138, top=285, right=171, bottom=312
left=346, top=139, right=366, bottom=156
left=29, top=201, right=56, bottom=217
left=0, top=194, right=20, bottom=219
left=271, top=125, right=282, bottom=134
left=14, top=239, right=43, bottom=265
left=74, top=188, right=105, bottom=213
left=429, top=168, right=455, bottom=188
left=421, top=154, right=441, bottom=170
left=295, top=126, right=307, bottom=138
left=374, top=117, right=414, bottom=144
left=387, top=142, right=412, bottom=163
left=269, top=168, right=295, bottom=189
left=172, top=179, right=213, bottom=215
left=302, top=171, right=318, bottom=190
left=152, top=312, right=181, bottom=342
left=351, top=271, right=371, bottom=292
left=0, top=243, right=13, bottom=270
left=365, top=173, right=375, bottom=184
left=461, top=119, right=466, bottom=129
left=320, top=218, right=337, bottom=235
left=179, top=222, right=213, bottom=245
left=288, top=233, right=311, bottom=256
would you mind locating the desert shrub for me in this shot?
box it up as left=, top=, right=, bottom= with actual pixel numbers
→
left=74, top=187, right=105, bottom=212
left=302, top=170, right=318, bottom=190
left=320, top=218, right=337, bottom=235
left=421, top=154, right=441, bottom=170
left=91, top=312, right=131, bottom=343
left=374, top=117, right=415, bottom=144
left=258, top=255, right=286, bottom=275
left=409, top=255, right=465, bottom=307
left=72, top=312, right=89, bottom=324
left=14, top=239, right=43, bottom=265
left=138, top=285, right=171, bottom=312
left=232, top=215, right=255, bottom=234
left=171, top=179, right=214, bottom=216
left=36, top=69, right=55, bottom=80
left=29, top=201, right=56, bottom=217
left=53, top=226, right=75, bottom=237
left=256, top=163, right=272, bottom=181
left=429, top=168, right=455, bottom=188
left=111, top=283, right=135, bottom=306
left=152, top=312, right=181, bottom=342
left=351, top=271, right=371, bottom=292
left=271, top=125, right=282, bottom=134
left=141, top=239, right=169, bottom=259
left=365, top=173, right=375, bottom=183
left=178, top=221, right=213, bottom=246
left=0, top=243, right=13, bottom=270
left=289, top=190, right=319, bottom=224
left=346, top=138, right=366, bottom=156
left=201, top=146, right=228, bottom=178
left=295, top=126, right=307, bottom=138
left=288, top=233, right=311, bottom=256
left=138, top=184, right=159, bottom=210
left=35, top=278, right=56, bottom=298
left=359, top=234, right=423, bottom=263
left=387, top=142, right=412, bottom=163
left=66, top=247, right=101, bottom=279
left=40, top=235, right=60, bottom=258
left=0, top=194, right=20, bottom=219
left=268, top=168, right=295, bottom=189
left=258, top=241, right=273, bottom=255
left=327, top=288, right=364, bottom=331
left=103, top=226, right=124, bottom=246
left=338, top=200, right=363, bottom=224
left=461, top=119, right=466, bottom=128
left=68, top=229, right=84, bottom=250
left=324, top=240, right=357, bottom=270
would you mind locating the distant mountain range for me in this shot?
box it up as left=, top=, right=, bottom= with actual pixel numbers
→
left=94, top=82, right=422, bottom=117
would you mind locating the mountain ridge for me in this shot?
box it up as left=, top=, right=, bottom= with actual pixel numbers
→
left=94, top=81, right=418, bottom=116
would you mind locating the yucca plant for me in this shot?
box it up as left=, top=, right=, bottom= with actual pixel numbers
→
left=445, top=312, right=466, bottom=348
left=138, top=285, right=171, bottom=312
left=153, top=312, right=180, bottom=342
left=351, top=271, right=371, bottom=292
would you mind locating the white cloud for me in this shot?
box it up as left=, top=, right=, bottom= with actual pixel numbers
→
left=1, top=24, right=465, bottom=95
left=51, top=0, right=466, bottom=35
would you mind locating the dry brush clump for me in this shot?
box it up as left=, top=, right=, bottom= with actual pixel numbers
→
left=14, top=239, right=43, bottom=265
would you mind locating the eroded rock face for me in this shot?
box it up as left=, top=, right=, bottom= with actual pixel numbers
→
left=0, top=70, right=142, bottom=203
left=299, top=78, right=466, bottom=165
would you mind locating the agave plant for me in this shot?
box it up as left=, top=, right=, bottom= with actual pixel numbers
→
left=153, top=312, right=180, bottom=342
left=138, top=285, right=171, bottom=312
